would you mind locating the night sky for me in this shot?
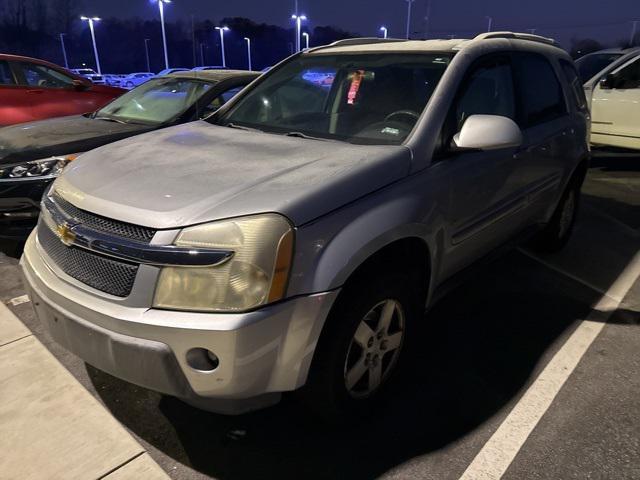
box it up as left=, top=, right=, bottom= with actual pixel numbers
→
left=91, top=0, right=638, bottom=48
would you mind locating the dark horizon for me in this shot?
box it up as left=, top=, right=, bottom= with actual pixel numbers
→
left=92, top=0, right=639, bottom=48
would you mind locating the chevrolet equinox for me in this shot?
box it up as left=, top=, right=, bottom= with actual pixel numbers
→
left=21, top=32, right=590, bottom=417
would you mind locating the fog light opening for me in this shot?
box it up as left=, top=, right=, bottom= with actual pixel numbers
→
left=186, top=348, right=219, bottom=372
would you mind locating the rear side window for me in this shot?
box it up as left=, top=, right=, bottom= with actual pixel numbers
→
left=560, top=60, right=587, bottom=109
left=453, top=56, right=516, bottom=132
left=0, top=61, right=15, bottom=85
left=514, top=53, right=567, bottom=127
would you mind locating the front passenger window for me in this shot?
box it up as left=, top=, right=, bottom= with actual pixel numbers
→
left=21, top=63, right=74, bottom=89
left=454, top=58, right=516, bottom=131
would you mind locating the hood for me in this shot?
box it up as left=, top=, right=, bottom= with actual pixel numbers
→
left=0, top=115, right=153, bottom=164
left=54, top=121, right=412, bottom=228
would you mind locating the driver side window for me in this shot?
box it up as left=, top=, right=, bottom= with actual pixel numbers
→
left=20, top=63, right=74, bottom=89
left=614, top=57, right=640, bottom=89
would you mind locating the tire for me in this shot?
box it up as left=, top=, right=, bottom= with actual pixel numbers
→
left=532, top=177, right=581, bottom=253
left=126, top=81, right=133, bottom=88
left=300, top=270, right=422, bottom=421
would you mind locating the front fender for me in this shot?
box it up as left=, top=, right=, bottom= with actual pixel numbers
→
left=287, top=173, right=448, bottom=301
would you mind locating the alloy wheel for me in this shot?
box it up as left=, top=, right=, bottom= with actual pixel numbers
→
left=343, top=299, right=405, bottom=399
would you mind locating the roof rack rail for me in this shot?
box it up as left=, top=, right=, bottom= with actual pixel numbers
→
left=474, top=31, right=560, bottom=47
left=307, top=37, right=407, bottom=53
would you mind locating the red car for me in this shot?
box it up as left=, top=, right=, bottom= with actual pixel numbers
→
left=0, top=54, right=124, bottom=127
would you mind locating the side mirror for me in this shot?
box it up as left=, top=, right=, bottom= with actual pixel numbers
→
left=72, top=79, right=90, bottom=91
left=453, top=114, right=523, bottom=151
left=599, top=73, right=616, bottom=90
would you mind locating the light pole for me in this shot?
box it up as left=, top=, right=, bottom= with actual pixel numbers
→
left=244, top=37, right=252, bottom=71
left=486, top=16, right=493, bottom=32
left=291, top=14, right=307, bottom=53
left=379, top=26, right=388, bottom=38
left=302, top=32, right=309, bottom=49
left=215, top=26, right=229, bottom=67
left=631, top=21, right=639, bottom=46
left=144, top=38, right=151, bottom=72
left=154, top=0, right=171, bottom=70
left=200, top=43, right=206, bottom=65
left=405, top=0, right=414, bottom=39
left=59, top=33, right=69, bottom=69
left=80, top=16, right=101, bottom=74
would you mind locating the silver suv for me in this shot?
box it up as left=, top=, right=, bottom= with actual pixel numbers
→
left=21, top=33, right=589, bottom=416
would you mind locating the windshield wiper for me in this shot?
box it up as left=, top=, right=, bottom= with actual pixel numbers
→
left=93, top=115, right=128, bottom=124
left=226, top=122, right=263, bottom=132
left=283, top=131, right=332, bottom=142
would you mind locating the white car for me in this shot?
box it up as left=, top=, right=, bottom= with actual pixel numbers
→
left=103, top=74, right=125, bottom=87
left=122, top=72, right=154, bottom=89
left=582, top=49, right=640, bottom=150
left=70, top=68, right=106, bottom=85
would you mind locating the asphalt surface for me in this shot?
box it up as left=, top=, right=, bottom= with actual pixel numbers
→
left=0, top=148, right=638, bottom=480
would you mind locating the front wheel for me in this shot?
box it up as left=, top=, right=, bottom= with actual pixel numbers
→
left=126, top=81, right=134, bottom=88
left=300, top=272, right=420, bottom=420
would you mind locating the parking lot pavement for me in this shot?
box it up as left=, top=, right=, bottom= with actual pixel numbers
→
left=0, top=303, right=169, bottom=480
left=0, top=150, right=638, bottom=480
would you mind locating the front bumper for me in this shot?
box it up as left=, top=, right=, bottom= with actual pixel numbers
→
left=0, top=178, right=52, bottom=239
left=21, top=231, right=339, bottom=414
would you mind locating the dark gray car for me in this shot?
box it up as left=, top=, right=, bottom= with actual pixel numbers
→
left=21, top=33, right=589, bottom=417
left=0, top=70, right=258, bottom=240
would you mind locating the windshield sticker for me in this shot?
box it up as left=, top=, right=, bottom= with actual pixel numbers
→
left=381, top=127, right=400, bottom=136
left=347, top=70, right=365, bottom=105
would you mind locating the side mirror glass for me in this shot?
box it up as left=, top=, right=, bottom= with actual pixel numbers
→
left=72, top=79, right=90, bottom=91
left=599, top=73, right=616, bottom=90
left=453, top=114, right=523, bottom=151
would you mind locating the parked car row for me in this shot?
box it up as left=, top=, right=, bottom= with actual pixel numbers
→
left=7, top=32, right=594, bottom=418
left=77, top=68, right=233, bottom=90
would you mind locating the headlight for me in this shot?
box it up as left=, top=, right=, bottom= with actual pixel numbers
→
left=0, top=154, right=81, bottom=181
left=153, top=214, right=294, bottom=313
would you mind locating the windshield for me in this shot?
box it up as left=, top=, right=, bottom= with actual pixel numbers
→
left=575, top=53, right=624, bottom=83
left=214, top=53, right=452, bottom=145
left=96, top=78, right=215, bottom=125
left=76, top=69, right=96, bottom=75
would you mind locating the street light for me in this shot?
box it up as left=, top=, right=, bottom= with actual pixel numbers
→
left=215, top=26, right=229, bottom=67
left=405, top=0, right=415, bottom=39
left=59, top=33, right=69, bottom=69
left=144, top=38, right=151, bottom=72
left=291, top=14, right=307, bottom=53
left=486, top=16, right=493, bottom=32
left=379, top=26, right=388, bottom=38
left=302, top=32, right=309, bottom=49
left=153, top=0, right=171, bottom=70
left=244, top=37, right=252, bottom=71
left=80, top=16, right=101, bottom=74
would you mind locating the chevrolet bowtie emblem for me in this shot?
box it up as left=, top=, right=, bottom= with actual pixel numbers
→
left=55, top=222, right=77, bottom=247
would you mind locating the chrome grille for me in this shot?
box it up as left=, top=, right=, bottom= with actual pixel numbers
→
left=38, top=222, right=139, bottom=298
left=52, top=193, right=156, bottom=243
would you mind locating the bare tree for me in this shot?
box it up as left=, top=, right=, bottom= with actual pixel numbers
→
left=51, top=0, right=82, bottom=34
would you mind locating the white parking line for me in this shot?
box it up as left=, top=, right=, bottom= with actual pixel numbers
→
left=459, top=250, right=640, bottom=480
left=517, top=248, right=609, bottom=299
